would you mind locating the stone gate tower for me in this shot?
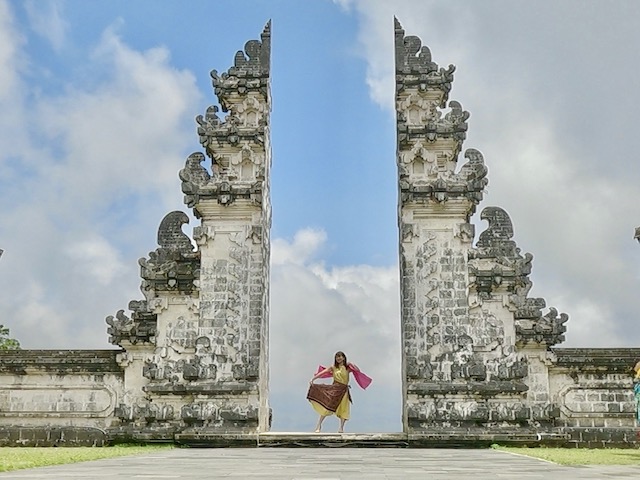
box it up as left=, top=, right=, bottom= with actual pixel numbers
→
left=395, top=19, right=569, bottom=434
left=107, top=22, right=272, bottom=439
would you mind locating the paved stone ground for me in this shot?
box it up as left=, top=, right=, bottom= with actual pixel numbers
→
left=0, top=448, right=638, bottom=479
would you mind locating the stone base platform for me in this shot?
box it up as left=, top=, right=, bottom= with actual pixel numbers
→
left=174, top=431, right=570, bottom=448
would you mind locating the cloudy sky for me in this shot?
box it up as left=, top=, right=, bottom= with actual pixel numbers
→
left=0, top=0, right=639, bottom=433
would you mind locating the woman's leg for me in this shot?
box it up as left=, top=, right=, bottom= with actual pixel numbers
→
left=338, top=417, right=347, bottom=433
left=315, top=415, right=326, bottom=433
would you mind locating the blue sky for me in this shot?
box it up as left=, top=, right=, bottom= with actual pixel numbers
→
left=9, top=0, right=397, bottom=266
left=1, top=0, right=640, bottom=433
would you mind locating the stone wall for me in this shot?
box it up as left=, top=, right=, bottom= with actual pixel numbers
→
left=549, top=348, right=640, bottom=447
left=0, top=350, right=123, bottom=446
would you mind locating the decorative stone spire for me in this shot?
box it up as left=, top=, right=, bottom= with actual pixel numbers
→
left=394, top=17, right=455, bottom=105
left=183, top=21, right=271, bottom=215
left=211, top=20, right=271, bottom=109
left=177, top=22, right=272, bottom=434
left=395, top=19, right=483, bottom=217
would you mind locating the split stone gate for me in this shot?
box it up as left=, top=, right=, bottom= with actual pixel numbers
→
left=1, top=21, right=639, bottom=447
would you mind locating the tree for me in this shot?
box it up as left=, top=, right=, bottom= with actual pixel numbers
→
left=0, top=324, right=20, bottom=350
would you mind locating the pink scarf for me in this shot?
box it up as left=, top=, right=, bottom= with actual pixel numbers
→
left=315, top=364, right=373, bottom=390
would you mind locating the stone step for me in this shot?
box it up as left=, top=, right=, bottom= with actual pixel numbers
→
left=174, top=431, right=570, bottom=448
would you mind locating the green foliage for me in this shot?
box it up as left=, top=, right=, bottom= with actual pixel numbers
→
left=0, top=445, right=173, bottom=472
left=493, top=445, right=640, bottom=465
left=0, top=324, right=20, bottom=350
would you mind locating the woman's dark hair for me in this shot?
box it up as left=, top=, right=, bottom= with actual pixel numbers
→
left=334, top=351, right=348, bottom=369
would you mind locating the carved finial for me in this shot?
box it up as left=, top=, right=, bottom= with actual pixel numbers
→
left=477, top=207, right=514, bottom=249
left=458, top=148, right=488, bottom=182
left=157, top=211, right=193, bottom=253
left=226, top=21, right=271, bottom=77
left=395, top=18, right=438, bottom=74
left=179, top=152, right=210, bottom=190
left=261, top=20, right=271, bottom=72
left=394, top=16, right=403, bottom=32
left=394, top=18, right=456, bottom=105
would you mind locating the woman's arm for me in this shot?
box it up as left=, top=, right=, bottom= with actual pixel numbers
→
left=309, top=366, right=332, bottom=384
left=347, top=362, right=360, bottom=372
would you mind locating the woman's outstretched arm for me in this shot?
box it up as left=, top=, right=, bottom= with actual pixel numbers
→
left=309, top=366, right=332, bottom=384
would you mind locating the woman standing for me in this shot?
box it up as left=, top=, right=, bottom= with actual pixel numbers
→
left=307, top=351, right=371, bottom=433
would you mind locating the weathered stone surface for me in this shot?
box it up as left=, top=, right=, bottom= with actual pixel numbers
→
left=0, top=350, right=122, bottom=374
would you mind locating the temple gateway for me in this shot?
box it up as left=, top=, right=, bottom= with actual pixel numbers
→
left=1, top=20, right=638, bottom=448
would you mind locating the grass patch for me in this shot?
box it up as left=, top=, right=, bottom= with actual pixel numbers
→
left=493, top=445, right=640, bottom=465
left=0, top=444, right=173, bottom=472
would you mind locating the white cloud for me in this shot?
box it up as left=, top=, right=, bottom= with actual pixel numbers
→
left=65, top=236, right=128, bottom=286
left=24, top=0, right=68, bottom=52
left=269, top=230, right=401, bottom=432
left=272, top=228, right=327, bottom=266
left=0, top=0, right=32, bottom=169
left=36, top=27, right=200, bottom=211
left=10, top=288, right=72, bottom=348
left=0, top=7, right=203, bottom=349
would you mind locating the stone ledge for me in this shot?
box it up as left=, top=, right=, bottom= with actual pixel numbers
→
left=5, top=428, right=635, bottom=448
left=0, top=426, right=109, bottom=447
left=407, top=381, right=528, bottom=396
left=0, top=349, right=124, bottom=375
left=552, top=348, right=640, bottom=370
left=175, top=432, right=258, bottom=447
left=144, top=382, right=255, bottom=395
left=174, top=431, right=571, bottom=448
left=257, top=432, right=409, bottom=448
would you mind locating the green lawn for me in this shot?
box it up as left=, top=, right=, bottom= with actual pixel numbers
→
left=0, top=444, right=172, bottom=472
left=494, top=445, right=640, bottom=465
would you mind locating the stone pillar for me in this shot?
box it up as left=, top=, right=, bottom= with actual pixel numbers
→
left=395, top=18, right=486, bottom=432
left=180, top=22, right=272, bottom=432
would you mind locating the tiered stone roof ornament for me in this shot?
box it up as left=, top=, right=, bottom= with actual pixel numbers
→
left=183, top=22, right=271, bottom=212
left=106, top=211, right=199, bottom=347
left=470, top=206, right=569, bottom=347
left=395, top=18, right=568, bottom=433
